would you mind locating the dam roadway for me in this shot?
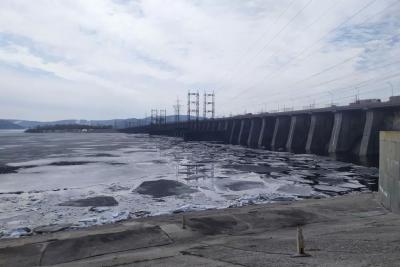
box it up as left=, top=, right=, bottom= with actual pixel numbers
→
left=126, top=97, right=400, bottom=161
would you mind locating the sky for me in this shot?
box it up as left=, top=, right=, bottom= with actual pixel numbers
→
left=0, top=0, right=400, bottom=120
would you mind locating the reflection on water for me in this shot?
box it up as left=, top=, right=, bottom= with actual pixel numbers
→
left=168, top=141, right=378, bottom=195
left=0, top=132, right=378, bottom=238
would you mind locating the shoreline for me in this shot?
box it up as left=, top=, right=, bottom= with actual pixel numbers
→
left=2, top=192, right=399, bottom=266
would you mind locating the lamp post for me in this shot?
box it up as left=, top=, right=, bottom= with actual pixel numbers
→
left=387, top=82, right=394, bottom=97
left=327, top=91, right=334, bottom=106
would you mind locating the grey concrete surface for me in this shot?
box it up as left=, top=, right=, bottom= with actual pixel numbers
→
left=1, top=193, right=400, bottom=266
left=379, top=131, right=400, bottom=214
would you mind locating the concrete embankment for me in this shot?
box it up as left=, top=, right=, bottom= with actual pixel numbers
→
left=379, top=131, right=400, bottom=214
left=1, top=192, right=400, bottom=266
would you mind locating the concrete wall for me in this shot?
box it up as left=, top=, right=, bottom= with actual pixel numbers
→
left=379, top=131, right=400, bottom=214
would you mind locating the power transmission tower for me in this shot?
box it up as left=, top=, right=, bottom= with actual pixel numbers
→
left=187, top=91, right=199, bottom=121
left=150, top=109, right=158, bottom=125
left=160, top=109, right=167, bottom=124
left=203, top=91, right=207, bottom=119
left=173, top=98, right=182, bottom=123
left=203, top=91, right=215, bottom=119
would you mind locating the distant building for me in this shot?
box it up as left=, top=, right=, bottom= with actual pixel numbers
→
left=389, top=96, right=400, bottom=103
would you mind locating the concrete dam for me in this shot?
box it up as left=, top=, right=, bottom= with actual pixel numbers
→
left=125, top=98, right=400, bottom=161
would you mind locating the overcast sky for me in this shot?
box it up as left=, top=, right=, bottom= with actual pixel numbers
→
left=1, top=0, right=400, bottom=120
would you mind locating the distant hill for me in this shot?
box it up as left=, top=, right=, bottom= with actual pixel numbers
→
left=0, top=120, right=24, bottom=129
left=0, top=115, right=200, bottom=130
left=25, top=124, right=113, bottom=133
left=10, top=120, right=86, bottom=129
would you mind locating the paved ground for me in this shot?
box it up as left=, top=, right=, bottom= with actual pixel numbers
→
left=1, top=192, right=400, bottom=266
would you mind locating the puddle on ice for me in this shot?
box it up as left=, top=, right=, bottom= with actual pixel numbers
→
left=0, top=132, right=378, bottom=238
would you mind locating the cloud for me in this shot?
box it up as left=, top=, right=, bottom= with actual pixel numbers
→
left=0, top=0, right=399, bottom=120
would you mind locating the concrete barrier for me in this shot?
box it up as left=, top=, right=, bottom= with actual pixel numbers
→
left=379, top=131, right=400, bottom=214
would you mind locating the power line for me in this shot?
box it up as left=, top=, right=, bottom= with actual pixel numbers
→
left=287, top=85, right=391, bottom=111
left=221, top=0, right=314, bottom=90
left=262, top=30, right=400, bottom=96
left=236, top=68, right=400, bottom=113
left=295, top=71, right=400, bottom=102
left=225, top=0, right=380, bottom=103
left=258, top=0, right=342, bottom=64
left=270, top=75, right=400, bottom=112
left=223, top=0, right=340, bottom=93
left=216, top=0, right=297, bottom=85
left=235, top=39, right=400, bottom=110
left=230, top=0, right=400, bottom=113
left=316, top=84, right=397, bottom=107
left=291, top=59, right=400, bottom=93
left=254, top=70, right=400, bottom=111
left=273, top=61, right=400, bottom=105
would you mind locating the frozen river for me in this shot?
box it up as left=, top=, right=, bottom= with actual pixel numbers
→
left=0, top=131, right=378, bottom=238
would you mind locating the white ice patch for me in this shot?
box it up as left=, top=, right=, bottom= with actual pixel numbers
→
left=314, top=185, right=350, bottom=193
